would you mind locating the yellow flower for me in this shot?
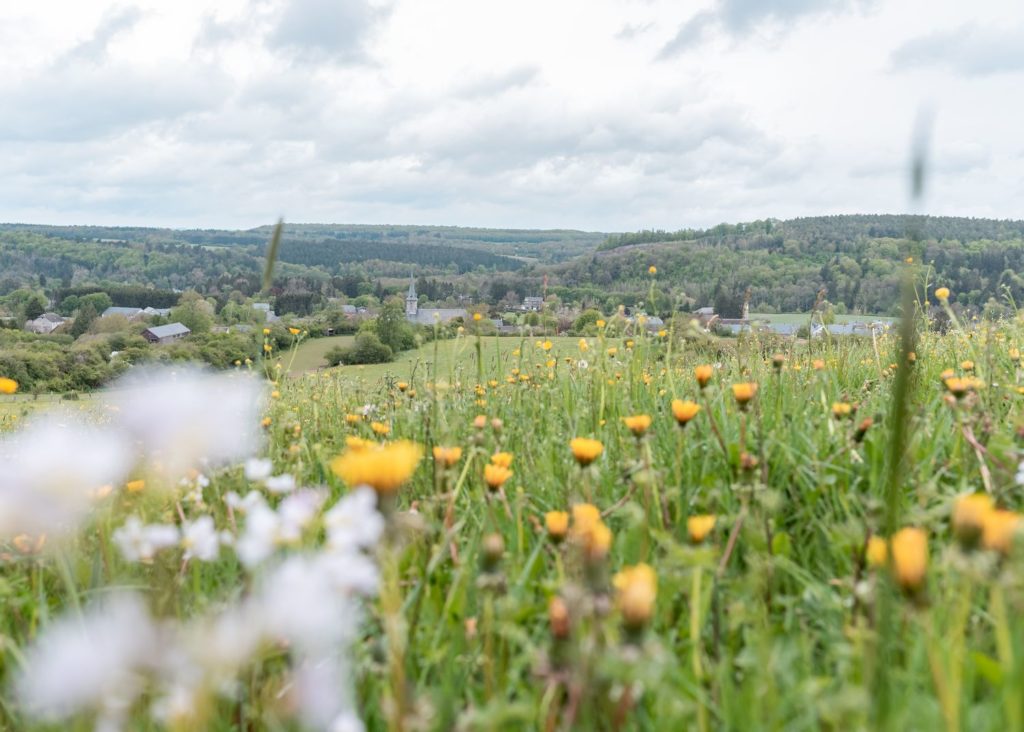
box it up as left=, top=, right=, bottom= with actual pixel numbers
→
left=935, top=287, right=950, bottom=301
left=648, top=265, right=657, bottom=275
left=671, top=399, right=701, bottom=426
left=961, top=360, right=975, bottom=372
left=549, top=596, right=571, bottom=638
left=952, top=493, right=994, bottom=548
left=473, top=312, right=482, bottom=322
left=261, top=417, right=272, bottom=428
left=370, top=421, right=390, bottom=436
left=731, top=382, right=758, bottom=407
left=694, top=364, right=714, bottom=388
left=570, top=505, right=612, bottom=560
left=570, top=437, right=604, bottom=466
left=657, top=329, right=667, bottom=338
left=572, top=503, right=601, bottom=529
left=473, top=415, right=487, bottom=429
left=542, top=340, right=553, bottom=351
left=866, top=536, right=887, bottom=567
left=12, top=534, right=46, bottom=555
left=982, top=510, right=1021, bottom=555
left=125, top=479, right=146, bottom=493
left=345, top=436, right=373, bottom=451
left=345, top=413, right=362, bottom=425
left=263, top=344, right=273, bottom=353
left=1010, top=348, right=1021, bottom=363
left=288, top=327, right=301, bottom=335
left=687, top=514, right=716, bottom=544
left=613, top=562, right=657, bottom=628
left=490, top=451, right=514, bottom=468
left=943, top=377, right=969, bottom=398
left=622, top=414, right=652, bottom=437
left=263, top=328, right=271, bottom=335
left=607, top=347, right=618, bottom=356
left=483, top=463, right=513, bottom=490
left=812, top=359, right=826, bottom=371
left=545, top=511, right=570, bottom=542
left=271, top=390, right=281, bottom=399
left=890, top=527, right=928, bottom=592
left=831, top=402, right=853, bottom=419
left=330, top=440, right=423, bottom=493
left=432, top=445, right=463, bottom=468
left=0, top=377, right=18, bottom=395
left=396, top=381, right=409, bottom=392
left=596, top=319, right=606, bottom=329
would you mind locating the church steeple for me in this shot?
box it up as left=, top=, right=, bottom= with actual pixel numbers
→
left=405, top=271, right=418, bottom=317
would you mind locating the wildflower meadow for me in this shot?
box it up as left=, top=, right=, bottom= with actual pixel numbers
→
left=2, top=282, right=1024, bottom=732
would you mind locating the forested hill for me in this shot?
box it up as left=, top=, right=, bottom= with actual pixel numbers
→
left=555, top=215, right=1024, bottom=315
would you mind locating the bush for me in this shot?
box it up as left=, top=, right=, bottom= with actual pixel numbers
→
left=327, top=332, right=394, bottom=366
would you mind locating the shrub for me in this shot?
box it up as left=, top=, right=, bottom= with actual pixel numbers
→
left=327, top=332, right=394, bottom=366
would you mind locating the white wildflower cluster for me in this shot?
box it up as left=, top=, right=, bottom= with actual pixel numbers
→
left=0, top=366, right=263, bottom=541
left=245, top=457, right=297, bottom=493
left=1016, top=459, right=1024, bottom=487
left=16, top=486, right=384, bottom=732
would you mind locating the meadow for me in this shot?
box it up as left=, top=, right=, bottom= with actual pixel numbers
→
left=2, top=290, right=1024, bottom=731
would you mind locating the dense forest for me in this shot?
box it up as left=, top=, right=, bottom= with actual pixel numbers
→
left=566, top=215, right=1024, bottom=315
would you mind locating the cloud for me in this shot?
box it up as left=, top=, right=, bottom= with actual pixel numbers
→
left=890, top=24, right=1024, bottom=76
left=454, top=66, right=540, bottom=99
left=657, top=0, right=868, bottom=58
left=267, top=0, right=389, bottom=63
left=57, top=6, right=144, bottom=66
left=656, top=12, right=714, bottom=60
left=717, top=0, right=860, bottom=33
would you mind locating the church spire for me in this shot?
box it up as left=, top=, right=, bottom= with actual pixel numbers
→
left=405, top=270, right=418, bottom=317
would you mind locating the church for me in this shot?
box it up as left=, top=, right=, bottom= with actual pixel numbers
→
left=405, top=277, right=469, bottom=325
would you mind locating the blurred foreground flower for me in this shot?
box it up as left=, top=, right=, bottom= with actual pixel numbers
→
left=330, top=440, right=423, bottom=493
left=109, top=366, right=265, bottom=481
left=0, top=415, right=132, bottom=538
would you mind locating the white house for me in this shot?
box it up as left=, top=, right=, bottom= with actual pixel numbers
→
left=25, top=313, right=67, bottom=334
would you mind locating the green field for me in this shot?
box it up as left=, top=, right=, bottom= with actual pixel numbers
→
left=290, top=335, right=589, bottom=382
left=287, top=335, right=355, bottom=373
left=751, top=312, right=895, bottom=325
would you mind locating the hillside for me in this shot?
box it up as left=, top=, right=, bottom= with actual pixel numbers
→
left=550, top=215, right=1024, bottom=315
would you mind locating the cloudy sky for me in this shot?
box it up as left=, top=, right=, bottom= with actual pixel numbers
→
left=1, top=0, right=1021, bottom=231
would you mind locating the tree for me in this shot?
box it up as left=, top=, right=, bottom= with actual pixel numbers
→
left=72, top=302, right=98, bottom=338
left=327, top=332, right=393, bottom=366
left=23, top=296, right=45, bottom=321
left=170, top=290, right=214, bottom=334
left=375, top=299, right=415, bottom=353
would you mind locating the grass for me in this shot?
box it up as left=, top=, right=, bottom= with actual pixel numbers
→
left=751, top=312, right=895, bottom=325
left=290, top=335, right=586, bottom=382
left=5, top=304, right=1024, bottom=731
left=289, top=334, right=355, bottom=373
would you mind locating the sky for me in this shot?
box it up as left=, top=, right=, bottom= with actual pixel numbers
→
left=0, top=0, right=1021, bottom=232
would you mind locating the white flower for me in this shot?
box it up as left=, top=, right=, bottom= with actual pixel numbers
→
left=323, top=487, right=384, bottom=552
left=0, top=415, right=132, bottom=538
left=16, top=592, right=159, bottom=727
left=1016, top=460, right=1024, bottom=487
left=181, top=516, right=219, bottom=562
left=244, top=458, right=273, bottom=482
left=265, top=473, right=297, bottom=494
left=277, top=490, right=325, bottom=544
left=578, top=359, right=589, bottom=369
left=234, top=501, right=280, bottom=568
left=225, top=490, right=266, bottom=513
left=108, top=366, right=265, bottom=480
left=113, top=517, right=181, bottom=563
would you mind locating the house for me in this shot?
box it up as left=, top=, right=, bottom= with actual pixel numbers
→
left=405, top=276, right=468, bottom=325
left=102, top=306, right=172, bottom=320
left=142, top=322, right=191, bottom=344
left=522, top=296, right=544, bottom=311
left=103, top=306, right=143, bottom=319
left=341, top=304, right=357, bottom=315
left=25, top=313, right=67, bottom=334
left=252, top=302, right=280, bottom=323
